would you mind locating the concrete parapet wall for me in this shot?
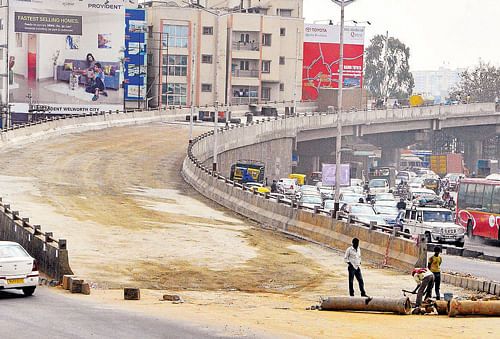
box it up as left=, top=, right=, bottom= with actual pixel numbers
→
left=0, top=201, right=72, bottom=281
left=183, top=117, right=426, bottom=271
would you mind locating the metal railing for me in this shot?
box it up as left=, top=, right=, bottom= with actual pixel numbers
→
left=231, top=97, right=259, bottom=105
left=232, top=41, right=260, bottom=51
left=232, top=69, right=259, bottom=78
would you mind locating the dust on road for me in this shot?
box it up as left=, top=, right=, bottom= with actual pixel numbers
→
left=0, top=122, right=495, bottom=338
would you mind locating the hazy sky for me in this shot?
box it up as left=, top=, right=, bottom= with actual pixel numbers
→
left=303, top=0, right=500, bottom=71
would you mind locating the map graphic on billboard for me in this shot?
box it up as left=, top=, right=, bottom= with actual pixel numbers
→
left=302, top=24, right=365, bottom=101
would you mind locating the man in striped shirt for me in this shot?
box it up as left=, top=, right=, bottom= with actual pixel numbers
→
left=344, top=238, right=368, bottom=297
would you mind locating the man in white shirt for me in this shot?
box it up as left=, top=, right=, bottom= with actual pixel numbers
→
left=411, top=268, right=435, bottom=307
left=344, top=238, right=367, bottom=297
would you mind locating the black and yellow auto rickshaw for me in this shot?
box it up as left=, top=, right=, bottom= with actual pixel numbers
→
left=423, top=178, right=440, bottom=194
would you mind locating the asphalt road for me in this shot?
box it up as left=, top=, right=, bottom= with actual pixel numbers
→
left=0, top=286, right=240, bottom=339
left=463, top=237, right=500, bottom=257
left=429, top=253, right=500, bottom=282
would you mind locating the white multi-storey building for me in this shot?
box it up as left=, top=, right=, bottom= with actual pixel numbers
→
left=142, top=0, right=304, bottom=109
left=412, top=66, right=464, bottom=103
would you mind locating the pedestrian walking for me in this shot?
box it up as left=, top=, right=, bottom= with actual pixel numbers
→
left=428, top=246, right=442, bottom=300
left=411, top=268, right=435, bottom=307
left=344, top=238, right=368, bottom=297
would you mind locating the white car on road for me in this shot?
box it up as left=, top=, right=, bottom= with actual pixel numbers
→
left=0, top=241, right=39, bottom=296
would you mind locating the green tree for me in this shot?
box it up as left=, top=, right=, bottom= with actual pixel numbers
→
left=364, top=34, right=414, bottom=100
left=450, top=61, right=500, bottom=102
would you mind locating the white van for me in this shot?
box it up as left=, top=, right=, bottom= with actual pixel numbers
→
left=403, top=207, right=465, bottom=247
left=368, top=179, right=389, bottom=195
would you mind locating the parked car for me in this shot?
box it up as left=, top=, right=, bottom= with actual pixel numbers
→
left=295, top=185, right=320, bottom=200
left=0, top=241, right=39, bottom=296
left=373, top=193, right=396, bottom=206
left=367, top=179, right=390, bottom=196
left=277, top=178, right=298, bottom=195
left=339, top=193, right=365, bottom=206
left=373, top=204, right=399, bottom=226
left=402, top=207, right=465, bottom=247
left=444, top=173, right=466, bottom=191
left=299, top=194, right=323, bottom=209
left=340, top=203, right=390, bottom=227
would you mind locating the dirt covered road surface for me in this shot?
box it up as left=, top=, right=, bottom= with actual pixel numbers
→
left=0, top=122, right=497, bottom=338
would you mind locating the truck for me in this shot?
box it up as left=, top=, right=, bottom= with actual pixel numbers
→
left=429, top=154, right=464, bottom=176
left=230, top=160, right=265, bottom=184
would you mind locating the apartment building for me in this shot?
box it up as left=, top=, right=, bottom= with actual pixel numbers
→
left=142, top=0, right=304, bottom=109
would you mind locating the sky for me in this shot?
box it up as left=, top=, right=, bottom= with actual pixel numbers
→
left=303, top=0, right=500, bottom=71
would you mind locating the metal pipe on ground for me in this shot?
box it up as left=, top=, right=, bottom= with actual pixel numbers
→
left=435, top=300, right=448, bottom=315
left=320, top=297, right=411, bottom=315
left=448, top=299, right=500, bottom=317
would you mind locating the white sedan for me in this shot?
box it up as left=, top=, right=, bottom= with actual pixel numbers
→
left=0, top=241, right=39, bottom=296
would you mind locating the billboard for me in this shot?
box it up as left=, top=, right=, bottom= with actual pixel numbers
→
left=6, top=0, right=138, bottom=115
left=124, top=9, right=147, bottom=101
left=322, top=163, right=351, bottom=186
left=302, top=24, right=365, bottom=101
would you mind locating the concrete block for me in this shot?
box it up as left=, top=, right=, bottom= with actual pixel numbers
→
left=462, top=249, right=483, bottom=258
left=488, top=281, right=496, bottom=294
left=162, top=294, right=180, bottom=301
left=69, top=278, right=83, bottom=293
left=81, top=282, right=91, bottom=295
left=469, top=279, right=480, bottom=291
left=460, top=277, right=469, bottom=289
left=446, top=247, right=464, bottom=256
left=482, top=255, right=500, bottom=262
left=442, top=273, right=450, bottom=283
left=124, top=287, right=140, bottom=300
left=62, top=275, right=75, bottom=290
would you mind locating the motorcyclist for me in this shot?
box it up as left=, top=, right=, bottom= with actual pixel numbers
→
left=442, top=191, right=451, bottom=200
left=396, top=197, right=407, bottom=211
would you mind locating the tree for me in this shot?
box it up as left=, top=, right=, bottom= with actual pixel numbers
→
left=450, top=61, right=500, bottom=102
left=364, top=34, right=414, bottom=100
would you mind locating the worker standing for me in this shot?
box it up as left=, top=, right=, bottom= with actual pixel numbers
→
left=344, top=238, right=368, bottom=297
left=428, top=246, right=443, bottom=300
left=411, top=268, right=435, bottom=307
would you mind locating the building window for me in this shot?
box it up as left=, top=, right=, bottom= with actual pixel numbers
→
left=162, top=24, right=189, bottom=48
left=280, top=28, right=286, bottom=36
left=240, top=60, right=249, bottom=70
left=16, top=33, right=22, bottom=48
left=277, top=9, right=292, bottom=17
left=162, top=83, right=187, bottom=105
left=280, top=83, right=284, bottom=91
left=262, top=87, right=271, bottom=101
left=262, top=33, right=271, bottom=46
left=262, top=60, right=271, bottom=73
left=201, top=84, right=212, bottom=92
left=240, top=33, right=250, bottom=43
left=279, top=56, right=285, bottom=65
left=202, top=26, right=213, bottom=35
left=202, top=54, right=213, bottom=64
left=162, top=55, right=188, bottom=76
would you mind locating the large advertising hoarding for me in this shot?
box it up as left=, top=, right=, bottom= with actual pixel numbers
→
left=7, top=0, right=138, bottom=115
left=322, top=163, right=351, bottom=186
left=302, top=24, right=365, bottom=101
left=124, top=9, right=147, bottom=101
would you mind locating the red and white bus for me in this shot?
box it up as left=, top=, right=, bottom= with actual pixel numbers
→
left=456, top=178, right=500, bottom=240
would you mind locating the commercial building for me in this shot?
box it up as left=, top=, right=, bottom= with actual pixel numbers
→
left=412, top=66, right=464, bottom=103
left=142, top=0, right=304, bottom=110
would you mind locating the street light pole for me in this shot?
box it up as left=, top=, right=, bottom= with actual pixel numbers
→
left=189, top=23, right=196, bottom=143
left=332, top=0, right=355, bottom=213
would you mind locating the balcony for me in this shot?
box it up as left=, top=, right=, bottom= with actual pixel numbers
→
left=232, top=69, right=259, bottom=78
left=231, top=97, right=259, bottom=105
left=232, top=41, right=260, bottom=51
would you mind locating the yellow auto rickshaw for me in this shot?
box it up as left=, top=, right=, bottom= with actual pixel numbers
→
left=288, top=173, right=306, bottom=186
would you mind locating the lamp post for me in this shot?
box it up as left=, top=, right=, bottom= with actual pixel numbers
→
left=331, top=0, right=356, bottom=214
